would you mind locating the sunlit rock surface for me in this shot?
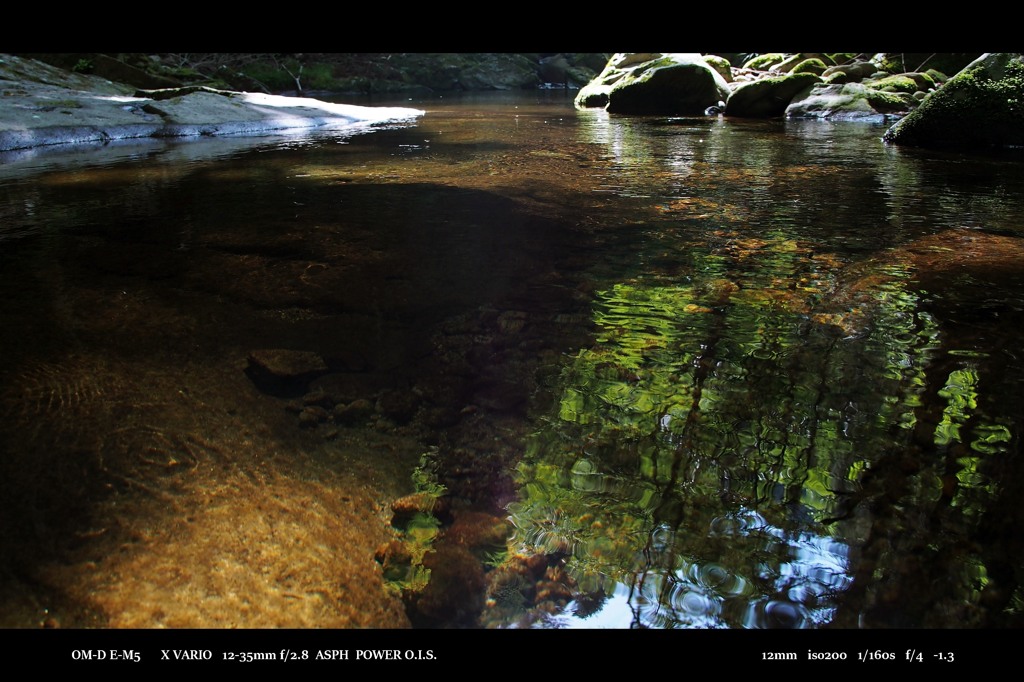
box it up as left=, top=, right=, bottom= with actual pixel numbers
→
left=786, top=82, right=913, bottom=121
left=0, top=54, right=423, bottom=151
left=575, top=53, right=730, bottom=115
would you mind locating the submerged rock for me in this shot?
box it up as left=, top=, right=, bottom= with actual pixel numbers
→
left=332, top=398, right=375, bottom=425
left=246, top=349, right=329, bottom=395
left=391, top=491, right=449, bottom=522
left=883, top=53, right=1024, bottom=150
left=248, top=349, right=328, bottom=378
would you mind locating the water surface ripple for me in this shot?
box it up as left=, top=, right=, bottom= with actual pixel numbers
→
left=2, top=92, right=1023, bottom=629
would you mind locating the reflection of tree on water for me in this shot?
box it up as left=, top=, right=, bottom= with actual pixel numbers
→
left=507, top=236, right=1020, bottom=628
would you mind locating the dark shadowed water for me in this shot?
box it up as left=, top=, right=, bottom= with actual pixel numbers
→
left=2, top=91, right=1024, bottom=629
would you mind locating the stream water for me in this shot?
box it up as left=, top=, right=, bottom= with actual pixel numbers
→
left=2, top=91, right=1024, bottom=630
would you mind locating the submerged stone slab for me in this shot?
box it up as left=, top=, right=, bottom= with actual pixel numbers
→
left=246, top=349, right=329, bottom=395
left=248, top=349, right=328, bottom=378
left=0, top=53, right=425, bottom=152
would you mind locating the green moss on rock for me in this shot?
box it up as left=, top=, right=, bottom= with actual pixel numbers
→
left=883, top=53, right=1024, bottom=150
left=576, top=53, right=729, bottom=115
left=792, top=58, right=827, bottom=76
left=703, top=54, right=733, bottom=82
left=787, top=82, right=912, bottom=120
left=743, top=53, right=787, bottom=71
left=903, top=71, right=936, bottom=91
left=865, top=88, right=915, bottom=112
left=868, top=74, right=919, bottom=94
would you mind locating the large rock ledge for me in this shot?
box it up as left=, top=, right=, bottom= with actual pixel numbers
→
left=0, top=54, right=423, bottom=152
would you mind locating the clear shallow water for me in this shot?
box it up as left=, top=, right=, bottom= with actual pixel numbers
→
left=1, top=91, right=1023, bottom=629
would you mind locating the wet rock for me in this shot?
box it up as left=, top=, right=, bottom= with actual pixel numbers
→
left=791, top=58, right=829, bottom=76
left=883, top=53, right=1024, bottom=150
left=703, top=54, right=733, bottom=82
left=246, top=349, right=328, bottom=396
left=769, top=53, right=830, bottom=75
left=742, top=53, right=787, bottom=71
left=374, top=539, right=414, bottom=583
left=822, top=60, right=877, bottom=81
left=867, top=74, right=923, bottom=94
left=332, top=398, right=375, bottom=425
left=576, top=53, right=730, bottom=115
left=725, top=72, right=820, bottom=118
left=0, top=55, right=425, bottom=153
left=786, top=83, right=912, bottom=121
left=297, top=405, right=329, bottom=427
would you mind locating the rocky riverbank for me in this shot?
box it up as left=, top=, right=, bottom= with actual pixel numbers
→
left=575, top=52, right=1024, bottom=151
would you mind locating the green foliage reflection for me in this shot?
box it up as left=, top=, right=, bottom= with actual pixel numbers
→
left=505, top=239, right=1007, bottom=627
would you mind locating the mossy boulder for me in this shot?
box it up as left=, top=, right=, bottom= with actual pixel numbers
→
left=791, top=58, right=828, bottom=76
left=867, top=74, right=919, bottom=94
left=725, top=72, right=821, bottom=118
left=883, top=53, right=1024, bottom=150
left=575, top=53, right=730, bottom=115
left=703, top=54, right=733, bottom=82
left=742, top=53, right=787, bottom=71
left=771, top=53, right=830, bottom=74
left=872, top=53, right=982, bottom=77
left=714, top=53, right=754, bottom=67
left=903, top=71, right=937, bottom=91
left=822, top=61, right=877, bottom=81
left=865, top=88, right=916, bottom=113
left=786, top=82, right=913, bottom=121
